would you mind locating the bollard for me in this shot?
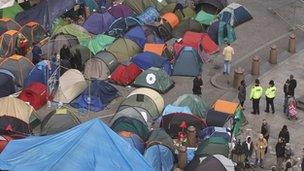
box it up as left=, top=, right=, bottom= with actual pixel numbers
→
left=187, top=126, right=197, bottom=147
left=251, top=56, right=260, bottom=75
left=289, top=33, right=296, bottom=54
left=233, top=67, right=245, bottom=89
left=269, top=45, right=277, bottom=64
left=178, top=146, right=187, bottom=170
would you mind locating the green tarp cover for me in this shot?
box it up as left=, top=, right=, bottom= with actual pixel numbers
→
left=53, top=24, right=91, bottom=42
left=80, top=34, right=116, bottom=55
left=0, top=3, right=23, bottom=19
left=195, top=10, right=217, bottom=25
left=233, top=107, right=245, bottom=136
left=52, top=18, right=69, bottom=33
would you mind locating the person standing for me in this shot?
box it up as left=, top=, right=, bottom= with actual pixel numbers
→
left=254, top=134, right=267, bottom=168
left=284, top=79, right=290, bottom=113
left=238, top=80, right=246, bottom=109
left=31, top=42, right=42, bottom=65
left=278, top=125, right=290, bottom=144
left=222, top=42, right=234, bottom=75
left=276, top=138, right=285, bottom=171
left=192, top=75, right=203, bottom=96
left=250, top=79, right=263, bottom=115
left=242, top=136, right=253, bottom=165
left=265, top=80, right=277, bottom=114
left=288, top=75, right=297, bottom=97
left=261, top=119, right=270, bottom=153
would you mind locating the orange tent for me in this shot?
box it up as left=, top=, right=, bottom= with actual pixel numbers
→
left=212, top=100, right=239, bottom=115
left=144, top=43, right=167, bottom=56
left=19, top=22, right=48, bottom=44
left=161, top=12, right=179, bottom=29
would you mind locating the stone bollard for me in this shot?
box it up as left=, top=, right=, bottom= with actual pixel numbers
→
left=178, top=146, right=187, bottom=170
left=233, top=67, right=245, bottom=89
left=187, top=126, right=197, bottom=147
left=269, top=45, right=277, bottom=64
left=289, top=33, right=296, bottom=54
left=251, top=56, right=260, bottom=75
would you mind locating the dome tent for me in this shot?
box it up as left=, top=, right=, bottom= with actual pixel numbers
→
left=0, top=18, right=21, bottom=35
left=0, top=69, right=16, bottom=97
left=218, top=3, right=253, bottom=27
left=83, top=12, right=115, bottom=35
left=19, top=22, right=48, bottom=44
left=107, top=38, right=141, bottom=63
left=109, top=63, right=142, bottom=86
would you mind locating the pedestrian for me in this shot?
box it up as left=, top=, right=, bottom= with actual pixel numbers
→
left=283, top=79, right=290, bottom=113
left=242, top=136, right=253, bottom=165
left=60, top=44, right=72, bottom=60
left=254, top=133, right=267, bottom=168
left=31, top=42, right=42, bottom=65
left=222, top=42, right=234, bottom=75
left=278, top=125, right=290, bottom=144
left=265, top=80, right=277, bottom=114
left=261, top=119, right=270, bottom=153
left=173, top=2, right=185, bottom=17
left=276, top=138, right=285, bottom=171
left=288, top=75, right=297, bottom=97
left=192, top=75, right=203, bottom=96
left=250, top=79, right=263, bottom=115
left=238, top=80, right=246, bottom=109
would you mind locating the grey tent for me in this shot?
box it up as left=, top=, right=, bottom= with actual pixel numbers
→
left=172, top=47, right=202, bottom=76
left=146, top=128, right=174, bottom=151
left=111, top=106, right=150, bottom=127
left=70, top=44, right=92, bottom=66
left=186, top=154, right=235, bottom=171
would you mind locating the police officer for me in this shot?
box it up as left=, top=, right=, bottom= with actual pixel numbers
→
left=265, top=80, right=277, bottom=114
left=250, top=79, right=263, bottom=115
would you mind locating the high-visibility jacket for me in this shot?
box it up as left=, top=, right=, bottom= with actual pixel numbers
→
left=265, top=86, right=277, bottom=98
left=250, top=85, right=263, bottom=99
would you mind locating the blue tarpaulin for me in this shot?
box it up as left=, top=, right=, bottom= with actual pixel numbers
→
left=144, top=145, right=174, bottom=171
left=0, top=119, right=153, bottom=171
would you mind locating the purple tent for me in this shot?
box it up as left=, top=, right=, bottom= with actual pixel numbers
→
left=108, top=4, right=134, bottom=19
left=83, top=12, right=115, bottom=35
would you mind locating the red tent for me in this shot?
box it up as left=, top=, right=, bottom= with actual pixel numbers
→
left=174, top=31, right=219, bottom=55
left=18, top=82, right=49, bottom=110
left=109, top=63, right=142, bottom=86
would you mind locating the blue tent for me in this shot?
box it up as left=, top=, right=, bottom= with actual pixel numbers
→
left=144, top=145, right=174, bottom=171
left=83, top=12, right=115, bottom=35
left=121, top=133, right=145, bottom=154
left=207, top=20, right=236, bottom=45
left=131, top=52, right=172, bottom=75
left=125, top=26, right=147, bottom=48
left=108, top=17, right=142, bottom=37
left=199, top=126, right=231, bottom=141
left=24, top=60, right=58, bottom=88
left=71, top=80, right=119, bottom=112
left=0, top=69, right=16, bottom=98
left=137, top=7, right=159, bottom=25
left=0, top=119, right=153, bottom=171
left=218, top=3, right=253, bottom=27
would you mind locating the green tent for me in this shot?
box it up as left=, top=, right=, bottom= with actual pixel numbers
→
left=80, top=34, right=116, bottom=55
left=146, top=129, right=174, bottom=151
left=173, top=18, right=203, bottom=38
left=196, top=137, right=229, bottom=157
left=123, top=0, right=164, bottom=14
left=173, top=94, right=208, bottom=119
left=52, top=18, right=69, bottom=33
left=106, top=38, right=141, bottom=62
left=232, top=107, right=246, bottom=136
left=133, top=67, right=174, bottom=94
left=0, top=3, right=23, bottom=19
left=52, top=24, right=91, bottom=42
left=195, top=10, right=217, bottom=26
left=160, top=3, right=196, bottom=21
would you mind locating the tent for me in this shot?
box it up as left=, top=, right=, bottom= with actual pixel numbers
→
left=218, top=3, right=253, bottom=27
left=172, top=47, right=202, bottom=77
left=107, top=38, right=140, bottom=62
left=108, top=4, right=134, bottom=19
left=143, top=43, right=172, bottom=59
left=108, top=17, right=142, bottom=37
left=0, top=18, right=20, bottom=35
left=186, top=154, right=235, bottom=171
left=70, top=44, right=92, bottom=68
left=195, top=137, right=229, bottom=157
left=195, top=0, right=228, bottom=14
left=0, top=69, right=16, bottom=97
left=83, top=12, right=115, bottom=35
left=199, top=126, right=231, bottom=141
left=0, top=30, right=27, bottom=57
left=160, top=3, right=196, bottom=21
left=0, top=55, right=34, bottom=87
left=172, top=19, right=203, bottom=38
left=19, top=22, right=48, bottom=44
left=40, top=107, right=80, bottom=135
left=161, top=12, right=179, bottom=29
left=18, top=82, right=49, bottom=110
left=133, top=67, right=174, bottom=93
left=80, top=34, right=116, bottom=55
left=118, top=88, right=164, bottom=120
left=146, top=129, right=174, bottom=150
left=71, top=80, right=119, bottom=112
left=173, top=94, right=209, bottom=118
left=206, top=109, right=233, bottom=127
left=137, top=7, right=160, bottom=25
left=0, top=119, right=154, bottom=171
left=195, top=10, right=217, bottom=26
left=130, top=52, right=172, bottom=75
left=53, top=69, right=87, bottom=104
left=123, top=0, right=164, bottom=14
left=161, top=112, right=207, bottom=138
left=162, top=104, right=192, bottom=116
left=109, top=63, right=142, bottom=86
left=111, top=116, right=150, bottom=141
left=52, top=24, right=91, bottom=42
left=84, top=51, right=118, bottom=80
left=0, top=2, right=23, bottom=19
left=111, top=106, right=150, bottom=127
left=118, top=131, right=145, bottom=154
left=125, top=26, right=163, bottom=48
left=207, top=20, right=236, bottom=45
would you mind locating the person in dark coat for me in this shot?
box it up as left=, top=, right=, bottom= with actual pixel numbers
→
left=276, top=138, right=285, bottom=171
left=242, top=136, right=253, bottom=164
left=31, top=42, right=42, bottom=65
left=261, top=119, right=270, bottom=153
left=70, top=49, right=83, bottom=71
left=283, top=79, right=290, bottom=113
left=60, top=44, right=72, bottom=60
left=288, top=75, right=297, bottom=97
left=192, top=75, right=203, bottom=96
left=238, top=80, right=246, bottom=109
left=279, top=125, right=290, bottom=144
